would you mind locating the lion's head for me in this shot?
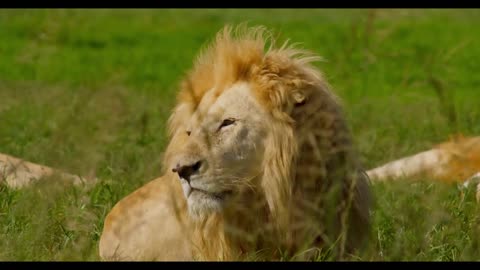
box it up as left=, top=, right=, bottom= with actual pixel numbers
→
left=163, top=25, right=372, bottom=260
left=169, top=81, right=269, bottom=218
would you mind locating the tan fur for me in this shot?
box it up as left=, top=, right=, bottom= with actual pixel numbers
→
left=100, top=25, right=372, bottom=261
left=367, top=135, right=480, bottom=184
left=0, top=152, right=90, bottom=188
left=99, top=171, right=194, bottom=260
left=434, top=135, right=480, bottom=182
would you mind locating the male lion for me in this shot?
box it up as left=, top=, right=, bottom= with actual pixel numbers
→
left=99, top=25, right=372, bottom=261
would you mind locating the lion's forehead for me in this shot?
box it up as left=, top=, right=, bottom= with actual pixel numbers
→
left=190, top=82, right=266, bottom=127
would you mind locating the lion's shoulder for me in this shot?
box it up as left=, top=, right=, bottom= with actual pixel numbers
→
left=99, top=174, right=191, bottom=260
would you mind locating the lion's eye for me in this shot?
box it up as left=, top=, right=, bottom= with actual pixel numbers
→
left=218, top=118, right=236, bottom=130
left=186, top=130, right=191, bottom=136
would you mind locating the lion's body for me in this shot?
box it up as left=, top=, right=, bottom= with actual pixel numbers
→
left=367, top=135, right=480, bottom=202
left=99, top=25, right=372, bottom=261
left=0, top=153, right=88, bottom=188
left=367, top=135, right=480, bottom=184
left=99, top=172, right=193, bottom=261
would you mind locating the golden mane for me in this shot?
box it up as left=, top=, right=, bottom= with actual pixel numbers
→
left=165, top=24, right=337, bottom=135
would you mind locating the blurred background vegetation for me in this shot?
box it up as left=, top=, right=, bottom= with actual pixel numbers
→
left=0, top=9, right=479, bottom=260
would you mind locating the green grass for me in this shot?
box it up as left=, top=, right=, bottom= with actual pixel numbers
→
left=1, top=9, right=480, bottom=261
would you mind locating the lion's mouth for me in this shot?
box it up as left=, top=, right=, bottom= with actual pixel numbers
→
left=188, top=186, right=233, bottom=201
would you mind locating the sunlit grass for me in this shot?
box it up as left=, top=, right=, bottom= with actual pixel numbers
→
left=0, top=9, right=479, bottom=261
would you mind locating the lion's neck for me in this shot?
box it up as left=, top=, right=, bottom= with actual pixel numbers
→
left=191, top=212, right=232, bottom=261
left=191, top=182, right=274, bottom=260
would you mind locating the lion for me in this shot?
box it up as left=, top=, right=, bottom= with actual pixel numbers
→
left=367, top=135, right=480, bottom=202
left=367, top=135, right=480, bottom=184
left=0, top=152, right=90, bottom=188
left=99, top=25, right=372, bottom=261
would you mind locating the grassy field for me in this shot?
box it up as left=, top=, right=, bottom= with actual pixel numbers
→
left=1, top=9, right=480, bottom=261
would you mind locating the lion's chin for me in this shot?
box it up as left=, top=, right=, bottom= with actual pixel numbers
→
left=186, top=189, right=232, bottom=219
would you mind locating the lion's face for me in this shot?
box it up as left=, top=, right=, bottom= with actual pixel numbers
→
left=170, top=82, right=269, bottom=218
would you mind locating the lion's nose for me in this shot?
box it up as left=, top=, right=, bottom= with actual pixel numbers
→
left=172, top=160, right=203, bottom=183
